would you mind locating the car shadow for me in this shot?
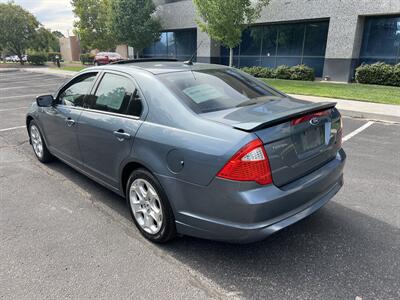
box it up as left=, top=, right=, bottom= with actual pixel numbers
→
left=43, top=158, right=400, bottom=299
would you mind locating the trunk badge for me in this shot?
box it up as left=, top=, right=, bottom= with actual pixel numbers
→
left=310, top=117, right=320, bottom=126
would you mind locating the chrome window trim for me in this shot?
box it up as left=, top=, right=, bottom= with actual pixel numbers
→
left=56, top=104, right=141, bottom=121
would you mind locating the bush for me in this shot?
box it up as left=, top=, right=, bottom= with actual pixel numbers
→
left=47, top=52, right=61, bottom=61
left=289, top=64, right=315, bottom=81
left=355, top=62, right=400, bottom=87
left=80, top=53, right=95, bottom=65
left=275, top=65, right=292, bottom=80
left=241, top=66, right=275, bottom=78
left=241, top=64, right=316, bottom=81
left=27, top=52, right=47, bottom=65
left=390, top=64, right=400, bottom=86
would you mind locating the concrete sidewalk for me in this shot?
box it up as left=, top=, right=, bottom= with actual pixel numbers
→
left=291, top=94, right=400, bottom=123
left=16, top=67, right=400, bottom=123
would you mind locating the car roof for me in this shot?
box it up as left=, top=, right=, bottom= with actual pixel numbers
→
left=94, top=60, right=229, bottom=75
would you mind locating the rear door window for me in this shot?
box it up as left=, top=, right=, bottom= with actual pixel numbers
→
left=87, top=73, right=137, bottom=115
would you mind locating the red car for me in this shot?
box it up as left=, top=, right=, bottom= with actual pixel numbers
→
left=94, top=52, right=124, bottom=65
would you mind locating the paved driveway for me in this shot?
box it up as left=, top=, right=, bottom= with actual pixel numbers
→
left=1, top=70, right=399, bottom=299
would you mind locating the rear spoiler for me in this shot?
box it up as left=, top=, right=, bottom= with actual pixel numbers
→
left=233, top=102, right=337, bottom=132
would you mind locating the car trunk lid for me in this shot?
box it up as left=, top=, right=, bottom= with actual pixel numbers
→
left=201, top=97, right=342, bottom=187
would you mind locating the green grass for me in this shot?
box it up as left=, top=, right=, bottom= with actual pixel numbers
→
left=58, top=65, right=87, bottom=72
left=263, top=79, right=400, bottom=105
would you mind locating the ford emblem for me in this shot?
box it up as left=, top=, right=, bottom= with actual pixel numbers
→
left=310, top=117, right=320, bottom=126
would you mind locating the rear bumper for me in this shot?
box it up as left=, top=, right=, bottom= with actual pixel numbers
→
left=158, top=149, right=346, bottom=243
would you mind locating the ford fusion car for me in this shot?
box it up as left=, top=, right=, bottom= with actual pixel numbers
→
left=26, top=59, right=345, bottom=243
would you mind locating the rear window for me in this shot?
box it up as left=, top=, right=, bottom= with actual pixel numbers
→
left=159, top=68, right=283, bottom=113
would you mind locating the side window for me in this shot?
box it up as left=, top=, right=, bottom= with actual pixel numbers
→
left=89, top=73, right=139, bottom=115
left=59, top=73, right=97, bottom=107
left=126, top=92, right=143, bottom=117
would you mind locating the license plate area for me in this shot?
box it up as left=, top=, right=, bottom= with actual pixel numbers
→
left=303, top=126, right=324, bottom=151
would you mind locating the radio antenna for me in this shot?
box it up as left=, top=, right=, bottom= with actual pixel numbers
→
left=184, top=41, right=203, bottom=66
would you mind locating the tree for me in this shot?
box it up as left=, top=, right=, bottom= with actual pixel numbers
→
left=193, top=0, right=270, bottom=67
left=31, top=27, right=60, bottom=52
left=0, top=2, right=39, bottom=64
left=109, top=0, right=161, bottom=58
left=71, top=0, right=117, bottom=51
left=52, top=31, right=65, bottom=39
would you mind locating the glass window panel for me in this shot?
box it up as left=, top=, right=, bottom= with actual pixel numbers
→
left=261, top=25, right=278, bottom=57
left=277, top=23, right=305, bottom=56
left=361, top=16, right=400, bottom=59
left=240, top=27, right=263, bottom=55
left=160, top=69, right=282, bottom=113
left=90, top=73, right=135, bottom=114
left=175, top=29, right=197, bottom=59
left=167, top=32, right=176, bottom=57
left=59, top=74, right=97, bottom=107
left=303, top=22, right=329, bottom=56
left=154, top=32, right=168, bottom=56
left=142, top=29, right=197, bottom=60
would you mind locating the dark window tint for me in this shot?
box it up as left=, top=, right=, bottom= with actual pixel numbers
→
left=277, top=23, right=305, bottom=56
left=261, top=25, right=278, bottom=57
left=59, top=73, right=97, bottom=107
left=89, top=73, right=136, bottom=115
left=160, top=68, right=282, bottom=113
left=303, top=22, right=329, bottom=56
left=360, top=15, right=400, bottom=64
left=219, top=20, right=329, bottom=76
left=143, top=29, right=197, bottom=61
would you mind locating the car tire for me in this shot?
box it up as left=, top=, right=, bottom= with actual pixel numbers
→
left=29, top=120, right=53, bottom=163
left=126, top=168, right=176, bottom=243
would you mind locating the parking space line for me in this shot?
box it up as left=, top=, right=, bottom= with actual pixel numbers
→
left=0, top=78, right=63, bottom=85
left=0, top=73, right=55, bottom=80
left=0, top=94, right=42, bottom=100
left=0, top=83, right=59, bottom=90
left=343, top=121, right=374, bottom=142
left=0, top=125, right=26, bottom=132
left=0, top=107, right=29, bottom=112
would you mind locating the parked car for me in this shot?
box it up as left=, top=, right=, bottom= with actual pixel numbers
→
left=94, top=52, right=123, bottom=65
left=4, top=55, right=27, bottom=63
left=26, top=59, right=345, bottom=243
left=5, top=56, right=16, bottom=62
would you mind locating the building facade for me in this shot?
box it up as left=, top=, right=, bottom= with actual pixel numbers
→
left=145, top=0, right=400, bottom=82
left=59, top=36, right=81, bottom=62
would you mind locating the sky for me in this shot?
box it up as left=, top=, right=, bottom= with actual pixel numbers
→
left=1, top=0, right=75, bottom=35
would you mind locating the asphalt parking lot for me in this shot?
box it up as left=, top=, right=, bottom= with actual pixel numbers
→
left=1, top=70, right=399, bottom=299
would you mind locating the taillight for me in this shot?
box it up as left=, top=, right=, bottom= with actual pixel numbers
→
left=217, top=139, right=272, bottom=185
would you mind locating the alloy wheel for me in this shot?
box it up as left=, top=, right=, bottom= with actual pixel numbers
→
left=30, top=125, right=43, bottom=158
left=129, top=178, right=163, bottom=234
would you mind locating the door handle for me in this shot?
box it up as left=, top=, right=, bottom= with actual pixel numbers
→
left=113, top=130, right=131, bottom=141
left=66, top=118, right=75, bottom=127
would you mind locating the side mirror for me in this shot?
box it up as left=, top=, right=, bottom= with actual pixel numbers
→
left=36, top=95, right=54, bottom=107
